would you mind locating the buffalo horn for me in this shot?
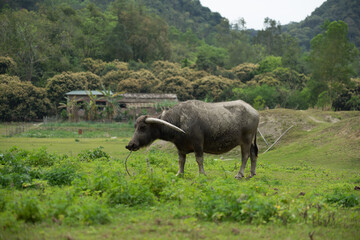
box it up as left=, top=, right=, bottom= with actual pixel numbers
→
left=145, top=118, right=186, bottom=134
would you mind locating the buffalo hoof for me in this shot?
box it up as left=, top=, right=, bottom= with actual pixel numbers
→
left=234, top=173, right=244, bottom=179
left=176, top=172, right=184, bottom=177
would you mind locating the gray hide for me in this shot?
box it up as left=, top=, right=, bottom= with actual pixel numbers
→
left=126, top=100, right=259, bottom=179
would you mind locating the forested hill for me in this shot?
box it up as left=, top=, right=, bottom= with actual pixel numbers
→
left=144, top=0, right=224, bottom=40
left=283, top=0, right=360, bottom=49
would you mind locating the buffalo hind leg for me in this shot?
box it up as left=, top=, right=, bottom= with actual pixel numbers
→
left=176, top=152, right=186, bottom=176
left=194, top=144, right=206, bottom=175
left=194, top=145, right=206, bottom=175
left=250, top=143, right=258, bottom=177
left=195, top=153, right=206, bottom=175
left=235, top=143, right=251, bottom=179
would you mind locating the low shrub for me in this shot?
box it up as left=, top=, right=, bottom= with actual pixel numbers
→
left=196, top=190, right=277, bottom=223
left=48, top=190, right=75, bottom=221
left=44, top=164, right=77, bottom=186
left=64, top=198, right=111, bottom=226
left=0, top=153, right=41, bottom=189
left=325, top=191, right=359, bottom=208
left=0, top=211, right=19, bottom=232
left=108, top=180, right=155, bottom=207
left=0, top=193, right=6, bottom=212
left=25, top=147, right=57, bottom=167
left=12, top=194, right=43, bottom=223
left=0, top=147, right=29, bottom=165
left=73, top=165, right=120, bottom=195
left=77, top=147, right=110, bottom=162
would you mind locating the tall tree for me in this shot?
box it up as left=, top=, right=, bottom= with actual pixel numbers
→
left=0, top=9, right=53, bottom=83
left=308, top=20, right=359, bottom=107
left=254, top=18, right=284, bottom=56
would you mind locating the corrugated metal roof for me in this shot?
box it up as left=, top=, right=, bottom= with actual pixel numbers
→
left=120, top=93, right=177, bottom=99
left=66, top=90, right=112, bottom=96
left=66, top=91, right=177, bottom=100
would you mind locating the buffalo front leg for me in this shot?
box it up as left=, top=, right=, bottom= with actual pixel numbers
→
left=176, top=152, right=186, bottom=176
left=235, top=144, right=250, bottom=179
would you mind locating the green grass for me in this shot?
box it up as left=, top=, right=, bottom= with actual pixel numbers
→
left=14, top=121, right=135, bottom=138
left=0, top=110, right=360, bottom=240
left=0, top=138, right=131, bottom=156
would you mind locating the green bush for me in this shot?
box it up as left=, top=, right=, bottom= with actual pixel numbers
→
left=65, top=198, right=111, bottom=226
left=44, top=164, right=77, bottom=186
left=77, top=147, right=110, bottom=162
left=0, top=193, right=6, bottom=212
left=196, top=189, right=277, bottom=223
left=0, top=147, right=29, bottom=164
left=25, top=147, right=57, bottom=167
left=0, top=148, right=41, bottom=189
left=73, top=164, right=119, bottom=196
left=108, top=180, right=155, bottom=207
left=257, top=56, right=282, bottom=74
left=326, top=191, right=359, bottom=208
left=0, top=211, right=19, bottom=232
left=12, top=194, right=43, bottom=223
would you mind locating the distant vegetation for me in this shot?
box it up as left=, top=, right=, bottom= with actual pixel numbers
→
left=0, top=0, right=359, bottom=121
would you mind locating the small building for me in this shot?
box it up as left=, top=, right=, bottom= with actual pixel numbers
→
left=66, top=90, right=109, bottom=107
left=65, top=91, right=178, bottom=121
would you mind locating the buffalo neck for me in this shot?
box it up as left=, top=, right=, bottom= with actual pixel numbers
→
left=158, top=115, right=181, bottom=143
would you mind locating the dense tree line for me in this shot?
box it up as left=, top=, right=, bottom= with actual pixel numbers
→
left=284, top=0, right=360, bottom=50
left=0, top=0, right=359, bottom=121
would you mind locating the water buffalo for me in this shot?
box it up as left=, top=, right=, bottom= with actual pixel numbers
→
left=126, top=100, right=259, bottom=179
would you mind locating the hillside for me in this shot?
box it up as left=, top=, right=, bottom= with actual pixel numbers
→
left=283, top=0, right=360, bottom=49
left=144, top=0, right=224, bottom=40
left=258, top=109, right=360, bottom=170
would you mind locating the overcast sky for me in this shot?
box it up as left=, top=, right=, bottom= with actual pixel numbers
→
left=199, top=0, right=327, bottom=30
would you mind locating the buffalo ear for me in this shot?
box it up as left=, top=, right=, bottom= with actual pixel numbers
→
left=145, top=117, right=186, bottom=134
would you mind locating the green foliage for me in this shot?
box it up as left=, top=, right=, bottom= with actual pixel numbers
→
left=233, top=85, right=279, bottom=109
left=65, top=198, right=111, bottom=226
left=333, top=78, right=360, bottom=110
left=157, top=76, right=193, bottom=101
left=25, top=147, right=57, bottom=167
left=107, top=180, right=155, bottom=207
left=77, top=146, right=110, bottom=162
left=118, top=69, right=160, bottom=93
left=44, top=163, right=77, bottom=186
left=325, top=191, right=359, bottom=208
left=195, top=182, right=277, bottom=223
left=253, top=95, right=265, bottom=110
left=0, top=75, right=51, bottom=121
left=316, top=91, right=331, bottom=110
left=0, top=211, right=19, bottom=232
left=192, top=76, right=235, bottom=102
left=231, top=63, right=259, bottom=83
left=46, top=72, right=103, bottom=110
left=0, top=56, right=16, bottom=74
left=285, top=0, right=360, bottom=50
left=254, top=18, right=284, bottom=56
left=195, top=44, right=229, bottom=72
left=0, top=147, right=42, bottom=189
left=81, top=58, right=128, bottom=76
left=257, top=56, right=282, bottom=74
left=309, top=20, right=359, bottom=108
left=12, top=193, right=43, bottom=223
left=272, top=67, right=307, bottom=90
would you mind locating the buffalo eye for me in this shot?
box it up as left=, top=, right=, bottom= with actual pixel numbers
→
left=139, top=126, right=146, bottom=132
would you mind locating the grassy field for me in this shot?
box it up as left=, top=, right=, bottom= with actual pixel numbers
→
left=0, top=109, right=359, bottom=240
